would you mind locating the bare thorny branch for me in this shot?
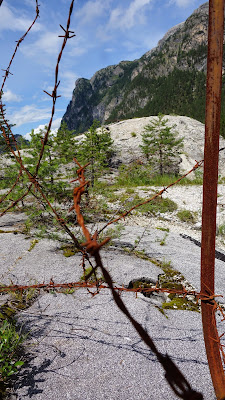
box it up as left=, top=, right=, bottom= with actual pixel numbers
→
left=0, top=1, right=224, bottom=399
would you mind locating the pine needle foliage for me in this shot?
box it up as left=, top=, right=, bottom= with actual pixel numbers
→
left=76, top=120, right=114, bottom=187
left=140, top=113, right=184, bottom=175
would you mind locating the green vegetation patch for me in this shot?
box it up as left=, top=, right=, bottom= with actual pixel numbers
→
left=156, top=227, right=170, bottom=232
left=131, top=280, right=154, bottom=290
left=218, top=223, right=225, bottom=236
left=177, top=209, right=197, bottom=223
left=158, top=261, right=199, bottom=312
left=60, top=245, right=80, bottom=257
left=106, top=68, right=206, bottom=125
left=28, top=239, right=39, bottom=252
left=137, top=196, right=177, bottom=215
left=80, top=267, right=105, bottom=283
left=117, top=163, right=153, bottom=186
left=0, top=320, right=26, bottom=384
left=0, top=230, right=19, bottom=234
left=127, top=252, right=199, bottom=312
left=162, top=297, right=199, bottom=311
left=60, top=288, right=75, bottom=295
left=0, top=284, right=39, bottom=392
left=116, top=162, right=202, bottom=188
left=107, top=191, right=177, bottom=215
left=0, top=286, right=38, bottom=322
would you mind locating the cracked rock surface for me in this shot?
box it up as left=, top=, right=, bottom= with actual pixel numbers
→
left=1, top=213, right=224, bottom=399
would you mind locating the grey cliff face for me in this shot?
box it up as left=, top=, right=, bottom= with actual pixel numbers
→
left=62, top=78, right=94, bottom=132
left=61, top=2, right=224, bottom=134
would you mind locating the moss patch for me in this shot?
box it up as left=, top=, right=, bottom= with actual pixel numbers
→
left=162, top=297, right=199, bottom=312
left=177, top=209, right=197, bottom=223
left=80, top=267, right=105, bottom=283
left=60, top=245, right=79, bottom=257
left=60, top=288, right=75, bottom=295
left=0, top=285, right=39, bottom=322
left=126, top=251, right=200, bottom=312
left=158, top=262, right=199, bottom=312
left=28, top=239, right=39, bottom=252
left=156, top=227, right=170, bottom=232
left=0, top=229, right=19, bottom=234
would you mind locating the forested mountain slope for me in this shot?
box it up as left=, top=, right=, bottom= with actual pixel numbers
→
left=61, top=2, right=225, bottom=134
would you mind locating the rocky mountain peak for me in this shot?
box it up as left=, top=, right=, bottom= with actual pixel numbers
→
left=61, top=2, right=225, bottom=134
left=192, top=1, right=209, bottom=15
left=157, top=22, right=185, bottom=51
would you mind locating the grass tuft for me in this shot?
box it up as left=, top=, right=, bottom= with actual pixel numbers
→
left=177, top=209, right=197, bottom=223
left=0, top=320, right=26, bottom=382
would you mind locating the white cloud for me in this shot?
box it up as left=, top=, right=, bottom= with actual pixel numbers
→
left=104, top=48, right=114, bottom=53
left=24, top=118, right=61, bottom=141
left=35, top=32, right=61, bottom=55
left=0, top=3, right=41, bottom=32
left=108, top=0, right=153, bottom=31
left=59, top=70, right=78, bottom=98
left=168, top=0, right=195, bottom=7
left=76, top=0, right=111, bottom=25
left=8, top=105, right=52, bottom=128
left=2, top=90, right=22, bottom=103
left=21, top=31, right=62, bottom=58
left=66, top=42, right=88, bottom=58
left=96, top=27, right=112, bottom=42
left=51, top=117, right=62, bottom=130
left=24, top=124, right=46, bottom=141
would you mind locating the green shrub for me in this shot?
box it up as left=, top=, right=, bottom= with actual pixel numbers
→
left=192, top=169, right=203, bottom=185
left=117, top=162, right=153, bottom=186
left=119, top=194, right=177, bottom=215
left=218, top=224, right=225, bottom=236
left=116, top=164, right=202, bottom=187
left=177, top=209, right=197, bottom=223
left=0, top=320, right=25, bottom=381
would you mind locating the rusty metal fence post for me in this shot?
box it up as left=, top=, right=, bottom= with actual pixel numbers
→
left=201, top=1, right=225, bottom=399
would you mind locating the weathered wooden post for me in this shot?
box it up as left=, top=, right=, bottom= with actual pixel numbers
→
left=201, top=1, right=225, bottom=399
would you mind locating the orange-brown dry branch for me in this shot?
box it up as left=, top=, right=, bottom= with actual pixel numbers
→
left=70, top=158, right=111, bottom=252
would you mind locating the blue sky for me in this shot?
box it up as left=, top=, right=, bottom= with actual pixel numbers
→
left=0, top=0, right=206, bottom=138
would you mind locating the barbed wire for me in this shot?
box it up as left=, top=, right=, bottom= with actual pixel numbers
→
left=0, top=0, right=224, bottom=398
left=67, top=159, right=203, bottom=399
left=0, top=0, right=83, bottom=251
left=98, top=159, right=204, bottom=233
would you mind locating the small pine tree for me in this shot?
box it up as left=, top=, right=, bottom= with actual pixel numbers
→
left=0, top=103, right=16, bottom=154
left=140, top=114, right=183, bottom=175
left=54, top=121, right=76, bottom=164
left=24, top=127, right=72, bottom=201
left=76, top=120, right=114, bottom=187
